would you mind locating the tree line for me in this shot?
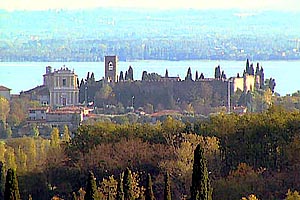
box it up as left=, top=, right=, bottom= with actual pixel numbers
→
left=1, top=106, right=300, bottom=199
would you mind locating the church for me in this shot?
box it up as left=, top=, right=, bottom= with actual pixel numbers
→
left=22, top=66, right=79, bottom=107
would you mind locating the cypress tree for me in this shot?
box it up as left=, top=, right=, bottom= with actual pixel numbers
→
left=246, top=59, right=250, bottom=73
left=0, top=161, right=4, bottom=199
left=214, top=66, right=221, bottom=79
left=195, top=71, right=199, bottom=80
left=123, top=168, right=134, bottom=200
left=165, top=69, right=169, bottom=78
left=200, top=73, right=205, bottom=79
left=128, top=66, right=134, bottom=81
left=142, top=71, right=148, bottom=81
left=84, top=171, right=98, bottom=200
left=72, top=192, right=77, bottom=200
left=119, top=71, right=124, bottom=82
left=190, top=144, right=211, bottom=200
left=4, top=168, right=21, bottom=200
left=185, top=67, right=193, bottom=81
left=145, top=173, right=155, bottom=200
left=164, top=172, right=171, bottom=200
left=116, top=174, right=124, bottom=200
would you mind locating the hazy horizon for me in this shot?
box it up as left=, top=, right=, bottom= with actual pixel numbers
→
left=1, top=0, right=300, bottom=11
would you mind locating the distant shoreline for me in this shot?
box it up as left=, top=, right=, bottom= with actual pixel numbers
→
left=1, top=59, right=300, bottom=63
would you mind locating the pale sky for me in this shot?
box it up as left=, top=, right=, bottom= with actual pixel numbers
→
left=1, top=0, right=300, bottom=11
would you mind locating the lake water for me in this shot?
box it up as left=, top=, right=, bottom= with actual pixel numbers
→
left=0, top=60, right=299, bottom=96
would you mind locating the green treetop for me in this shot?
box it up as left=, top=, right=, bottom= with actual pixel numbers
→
left=62, top=125, right=71, bottom=142
left=50, top=127, right=60, bottom=148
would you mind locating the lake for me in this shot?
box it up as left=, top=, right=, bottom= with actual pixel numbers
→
left=0, top=60, right=299, bottom=96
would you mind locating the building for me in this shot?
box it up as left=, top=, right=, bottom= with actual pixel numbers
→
left=22, top=85, right=50, bottom=106
left=28, top=107, right=50, bottom=121
left=0, top=85, right=11, bottom=101
left=27, top=106, right=91, bottom=131
left=104, top=56, right=118, bottom=82
left=44, top=66, right=79, bottom=107
left=232, top=63, right=264, bottom=93
left=22, top=66, right=79, bottom=107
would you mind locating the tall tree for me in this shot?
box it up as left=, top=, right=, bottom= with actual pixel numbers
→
left=4, top=168, right=21, bottom=200
left=214, top=66, right=221, bottom=79
left=0, top=96, right=10, bottom=124
left=0, top=161, right=4, bottom=199
left=50, top=127, right=60, bottom=148
left=90, top=72, right=95, bottom=83
left=164, top=172, right=171, bottom=200
left=119, top=71, right=124, bottom=82
left=4, top=147, right=17, bottom=171
left=123, top=168, right=134, bottom=200
left=249, top=64, right=254, bottom=75
left=142, top=71, right=148, bottom=81
left=246, top=59, right=250, bottom=73
left=116, top=174, right=124, bottom=200
left=165, top=69, right=169, bottom=78
left=62, top=125, right=71, bottom=143
left=195, top=71, right=199, bottom=80
left=185, top=67, right=193, bottom=81
left=190, top=144, right=211, bottom=200
left=128, top=66, right=134, bottom=81
left=200, top=73, right=205, bottom=79
left=145, top=173, right=155, bottom=200
left=84, top=171, right=98, bottom=200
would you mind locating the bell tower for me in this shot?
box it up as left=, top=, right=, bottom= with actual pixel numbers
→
left=104, top=56, right=118, bottom=82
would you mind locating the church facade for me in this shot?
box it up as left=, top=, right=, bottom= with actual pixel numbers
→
left=43, top=66, right=79, bottom=107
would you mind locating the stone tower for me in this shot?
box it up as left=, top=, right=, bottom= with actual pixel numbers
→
left=105, top=56, right=118, bottom=82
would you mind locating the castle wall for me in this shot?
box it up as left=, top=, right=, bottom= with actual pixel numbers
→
left=109, top=79, right=231, bottom=110
left=244, top=75, right=255, bottom=92
left=233, top=77, right=244, bottom=92
left=233, top=75, right=255, bottom=92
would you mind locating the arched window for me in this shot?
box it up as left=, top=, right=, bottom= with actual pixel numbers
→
left=108, top=61, right=114, bottom=71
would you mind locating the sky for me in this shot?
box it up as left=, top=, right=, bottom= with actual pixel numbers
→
left=1, top=0, right=300, bottom=11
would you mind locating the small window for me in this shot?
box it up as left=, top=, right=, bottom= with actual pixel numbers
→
left=108, top=61, right=114, bottom=71
left=62, top=79, right=66, bottom=86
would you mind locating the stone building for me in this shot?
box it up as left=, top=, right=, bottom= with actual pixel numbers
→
left=232, top=63, right=264, bottom=93
left=0, top=85, right=11, bottom=101
left=28, top=107, right=50, bottom=121
left=23, top=66, right=79, bottom=107
left=43, top=66, right=79, bottom=107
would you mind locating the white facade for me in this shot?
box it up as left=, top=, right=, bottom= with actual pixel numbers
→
left=43, top=66, right=79, bottom=107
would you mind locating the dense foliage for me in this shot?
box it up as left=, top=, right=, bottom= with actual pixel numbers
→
left=0, top=106, right=300, bottom=199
